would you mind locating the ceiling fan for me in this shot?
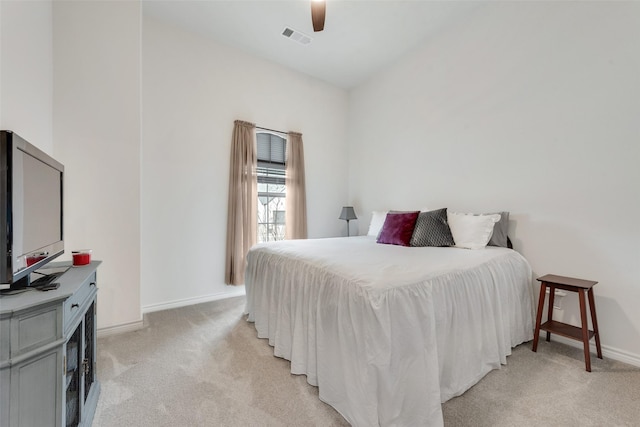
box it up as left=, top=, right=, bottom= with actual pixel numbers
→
left=311, top=0, right=326, bottom=32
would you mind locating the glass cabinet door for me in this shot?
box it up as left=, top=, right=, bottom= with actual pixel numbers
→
left=65, top=325, right=81, bottom=427
left=83, top=302, right=96, bottom=403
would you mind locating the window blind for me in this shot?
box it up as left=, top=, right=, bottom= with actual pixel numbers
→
left=257, top=132, right=286, bottom=169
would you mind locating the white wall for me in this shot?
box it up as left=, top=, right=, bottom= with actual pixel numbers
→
left=7, top=0, right=638, bottom=364
left=140, top=17, right=348, bottom=311
left=53, top=1, right=141, bottom=331
left=0, top=0, right=53, bottom=152
left=348, top=2, right=640, bottom=363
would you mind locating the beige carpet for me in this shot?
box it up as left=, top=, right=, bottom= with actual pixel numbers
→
left=94, top=296, right=640, bottom=426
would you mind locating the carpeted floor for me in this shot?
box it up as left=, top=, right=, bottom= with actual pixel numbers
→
left=94, top=296, right=640, bottom=426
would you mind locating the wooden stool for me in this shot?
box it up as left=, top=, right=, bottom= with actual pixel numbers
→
left=532, top=274, right=602, bottom=372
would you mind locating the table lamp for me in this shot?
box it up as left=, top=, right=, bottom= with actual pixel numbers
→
left=339, top=206, right=358, bottom=237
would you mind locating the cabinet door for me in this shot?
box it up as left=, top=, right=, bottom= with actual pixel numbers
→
left=83, top=301, right=96, bottom=404
left=65, top=323, right=82, bottom=427
left=65, top=297, right=98, bottom=427
left=9, top=346, right=63, bottom=427
left=79, top=299, right=100, bottom=427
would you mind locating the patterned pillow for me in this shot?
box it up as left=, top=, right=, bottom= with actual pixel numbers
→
left=410, top=208, right=455, bottom=247
left=377, top=211, right=420, bottom=246
left=487, top=211, right=509, bottom=247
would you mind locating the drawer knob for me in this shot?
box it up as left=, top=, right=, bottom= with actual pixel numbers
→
left=71, top=303, right=79, bottom=309
left=90, top=282, right=96, bottom=287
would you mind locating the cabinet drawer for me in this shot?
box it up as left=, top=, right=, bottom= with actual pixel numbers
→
left=11, top=304, right=62, bottom=359
left=63, top=272, right=97, bottom=333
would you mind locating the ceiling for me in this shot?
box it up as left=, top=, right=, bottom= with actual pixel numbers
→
left=143, top=0, right=482, bottom=89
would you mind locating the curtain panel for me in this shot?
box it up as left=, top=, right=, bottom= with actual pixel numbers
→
left=225, top=120, right=257, bottom=285
left=285, top=132, right=308, bottom=240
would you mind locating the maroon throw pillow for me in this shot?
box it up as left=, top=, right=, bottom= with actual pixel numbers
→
left=377, top=211, right=420, bottom=246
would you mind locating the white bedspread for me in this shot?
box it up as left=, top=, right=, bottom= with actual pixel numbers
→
left=245, top=236, right=534, bottom=427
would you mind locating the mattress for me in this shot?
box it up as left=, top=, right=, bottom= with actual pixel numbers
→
left=245, top=236, right=534, bottom=426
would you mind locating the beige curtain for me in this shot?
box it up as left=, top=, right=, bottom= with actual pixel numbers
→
left=285, top=132, right=308, bottom=239
left=225, top=120, right=257, bottom=285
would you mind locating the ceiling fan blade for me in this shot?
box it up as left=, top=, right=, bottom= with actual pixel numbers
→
left=311, top=0, right=326, bottom=32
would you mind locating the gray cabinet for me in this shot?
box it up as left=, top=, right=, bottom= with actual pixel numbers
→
left=0, top=261, right=101, bottom=427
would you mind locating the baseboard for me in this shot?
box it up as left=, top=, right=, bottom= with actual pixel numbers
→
left=97, top=319, right=144, bottom=338
left=550, top=335, right=640, bottom=368
left=95, top=288, right=246, bottom=338
left=141, top=286, right=246, bottom=314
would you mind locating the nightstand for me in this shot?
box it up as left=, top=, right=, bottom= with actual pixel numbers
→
left=532, top=274, right=602, bottom=371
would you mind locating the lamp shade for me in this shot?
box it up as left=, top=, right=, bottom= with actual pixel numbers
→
left=339, top=206, right=357, bottom=221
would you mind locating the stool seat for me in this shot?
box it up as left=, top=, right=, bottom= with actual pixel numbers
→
left=532, top=274, right=602, bottom=372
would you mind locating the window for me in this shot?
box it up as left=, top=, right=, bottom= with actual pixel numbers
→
left=256, top=132, right=286, bottom=243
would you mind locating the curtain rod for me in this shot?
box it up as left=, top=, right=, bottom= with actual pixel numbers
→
left=256, top=125, right=287, bottom=135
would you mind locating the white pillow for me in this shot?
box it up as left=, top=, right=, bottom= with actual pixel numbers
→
left=447, top=212, right=501, bottom=249
left=367, top=211, right=388, bottom=237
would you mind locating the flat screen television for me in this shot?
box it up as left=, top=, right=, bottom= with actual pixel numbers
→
left=1, top=130, right=64, bottom=290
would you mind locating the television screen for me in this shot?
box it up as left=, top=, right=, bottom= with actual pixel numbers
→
left=1, top=130, right=64, bottom=289
left=13, top=146, right=63, bottom=274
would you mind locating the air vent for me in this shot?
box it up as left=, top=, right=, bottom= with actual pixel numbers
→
left=282, top=27, right=312, bottom=45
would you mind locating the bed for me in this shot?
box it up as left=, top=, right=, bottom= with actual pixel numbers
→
left=245, top=235, right=534, bottom=426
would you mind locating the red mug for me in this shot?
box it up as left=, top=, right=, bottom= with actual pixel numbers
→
left=72, top=250, right=92, bottom=266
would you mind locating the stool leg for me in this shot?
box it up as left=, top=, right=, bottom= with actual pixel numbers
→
left=579, top=290, right=591, bottom=372
left=588, top=288, right=603, bottom=359
left=546, top=285, right=556, bottom=342
left=532, top=283, right=547, bottom=352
